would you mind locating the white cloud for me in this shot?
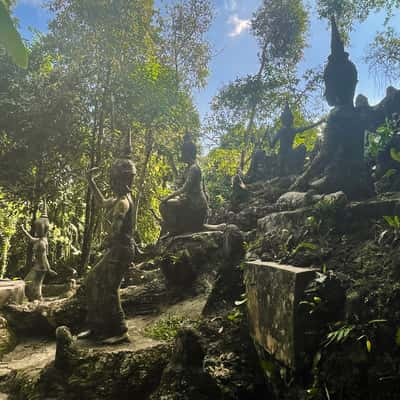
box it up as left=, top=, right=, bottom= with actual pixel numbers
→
left=224, top=0, right=238, bottom=11
left=228, top=14, right=251, bottom=37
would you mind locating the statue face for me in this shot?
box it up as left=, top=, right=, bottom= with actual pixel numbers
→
left=33, top=218, right=49, bottom=238
left=181, top=142, right=197, bottom=164
left=110, top=159, right=135, bottom=196
left=324, top=54, right=358, bottom=107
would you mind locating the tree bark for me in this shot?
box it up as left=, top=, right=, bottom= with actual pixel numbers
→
left=132, top=129, right=154, bottom=232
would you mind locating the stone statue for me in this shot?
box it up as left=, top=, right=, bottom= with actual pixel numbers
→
left=244, top=148, right=269, bottom=183
left=150, top=328, right=222, bottom=400
left=21, top=201, right=57, bottom=301
left=78, top=132, right=136, bottom=345
left=159, top=133, right=208, bottom=236
left=230, top=168, right=250, bottom=211
left=291, top=17, right=400, bottom=199
left=271, top=103, right=324, bottom=176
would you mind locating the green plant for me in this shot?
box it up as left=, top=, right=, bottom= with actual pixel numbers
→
left=324, top=324, right=355, bottom=347
left=367, top=118, right=395, bottom=158
left=143, top=314, right=197, bottom=341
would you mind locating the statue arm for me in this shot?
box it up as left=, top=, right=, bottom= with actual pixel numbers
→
left=295, top=118, right=326, bottom=134
left=162, top=166, right=198, bottom=202
left=20, top=225, right=38, bottom=243
left=88, top=176, right=115, bottom=209
left=270, top=130, right=280, bottom=148
left=162, top=187, right=184, bottom=202
left=109, top=198, right=130, bottom=238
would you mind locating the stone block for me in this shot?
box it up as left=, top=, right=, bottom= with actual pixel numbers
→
left=245, top=261, right=316, bottom=369
left=0, top=280, right=25, bottom=309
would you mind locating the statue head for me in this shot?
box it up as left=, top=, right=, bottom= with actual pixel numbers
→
left=33, top=200, right=49, bottom=238
left=171, top=328, right=204, bottom=367
left=281, top=103, right=294, bottom=127
left=324, top=17, right=358, bottom=107
left=181, top=133, right=197, bottom=164
left=253, top=148, right=266, bottom=166
left=355, top=94, right=370, bottom=108
left=110, top=131, right=136, bottom=196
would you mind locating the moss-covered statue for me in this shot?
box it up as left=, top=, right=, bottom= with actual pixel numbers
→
left=291, top=18, right=400, bottom=199
left=159, top=133, right=208, bottom=236
left=78, top=133, right=136, bottom=345
left=271, top=103, right=324, bottom=176
left=21, top=201, right=57, bottom=301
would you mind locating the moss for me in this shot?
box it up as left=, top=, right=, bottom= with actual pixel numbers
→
left=144, top=314, right=199, bottom=341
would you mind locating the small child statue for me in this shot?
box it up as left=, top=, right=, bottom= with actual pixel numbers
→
left=21, top=200, right=57, bottom=301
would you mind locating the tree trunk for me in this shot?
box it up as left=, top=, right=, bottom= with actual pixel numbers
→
left=240, top=45, right=268, bottom=171
left=79, top=68, right=110, bottom=274
left=132, top=129, right=154, bottom=232
left=79, top=101, right=98, bottom=274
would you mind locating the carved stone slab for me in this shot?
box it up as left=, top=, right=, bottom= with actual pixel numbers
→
left=245, top=261, right=316, bottom=369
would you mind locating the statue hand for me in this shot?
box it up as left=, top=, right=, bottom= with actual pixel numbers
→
left=87, top=167, right=100, bottom=180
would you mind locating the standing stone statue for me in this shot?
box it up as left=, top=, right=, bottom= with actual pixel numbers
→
left=21, top=201, right=57, bottom=301
left=271, top=103, right=324, bottom=176
left=159, top=133, right=208, bottom=236
left=78, top=132, right=136, bottom=345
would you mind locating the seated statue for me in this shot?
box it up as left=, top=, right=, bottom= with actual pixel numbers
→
left=21, top=201, right=57, bottom=301
left=159, top=134, right=208, bottom=236
left=78, top=133, right=136, bottom=345
left=244, top=148, right=269, bottom=183
left=271, top=103, right=324, bottom=176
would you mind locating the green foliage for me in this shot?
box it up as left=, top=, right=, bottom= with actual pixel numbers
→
left=143, top=314, right=197, bottom=341
left=367, top=119, right=396, bottom=158
left=0, top=0, right=213, bottom=274
left=0, top=0, right=28, bottom=68
left=383, top=215, right=400, bottom=229
left=252, top=0, right=309, bottom=65
left=0, top=188, right=24, bottom=277
left=324, top=325, right=354, bottom=347
left=203, top=147, right=241, bottom=208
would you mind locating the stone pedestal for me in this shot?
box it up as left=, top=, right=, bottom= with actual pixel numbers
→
left=0, top=280, right=25, bottom=309
left=245, top=261, right=316, bottom=369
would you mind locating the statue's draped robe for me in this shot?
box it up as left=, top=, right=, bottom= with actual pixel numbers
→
left=84, top=194, right=135, bottom=338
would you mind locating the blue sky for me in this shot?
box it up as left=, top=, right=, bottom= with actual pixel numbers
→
left=13, top=0, right=394, bottom=121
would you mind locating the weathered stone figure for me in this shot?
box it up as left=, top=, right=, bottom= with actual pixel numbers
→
left=230, top=168, right=250, bottom=211
left=271, top=103, right=324, bottom=176
left=244, top=148, right=269, bottom=183
left=159, top=133, right=208, bottom=235
left=21, top=201, right=57, bottom=301
left=291, top=18, right=400, bottom=199
left=78, top=133, right=136, bottom=344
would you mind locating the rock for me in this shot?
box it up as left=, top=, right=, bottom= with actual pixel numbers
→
left=42, top=279, right=77, bottom=298
left=158, top=231, right=223, bottom=290
left=322, top=190, right=348, bottom=207
left=0, top=317, right=16, bottom=359
left=4, top=341, right=172, bottom=400
left=245, top=261, right=316, bottom=369
left=203, top=225, right=245, bottom=315
left=0, top=280, right=25, bottom=309
left=258, top=208, right=312, bottom=236
left=276, top=191, right=312, bottom=209
left=149, top=328, right=222, bottom=400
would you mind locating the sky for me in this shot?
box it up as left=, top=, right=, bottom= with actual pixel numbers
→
left=13, top=0, right=395, bottom=122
